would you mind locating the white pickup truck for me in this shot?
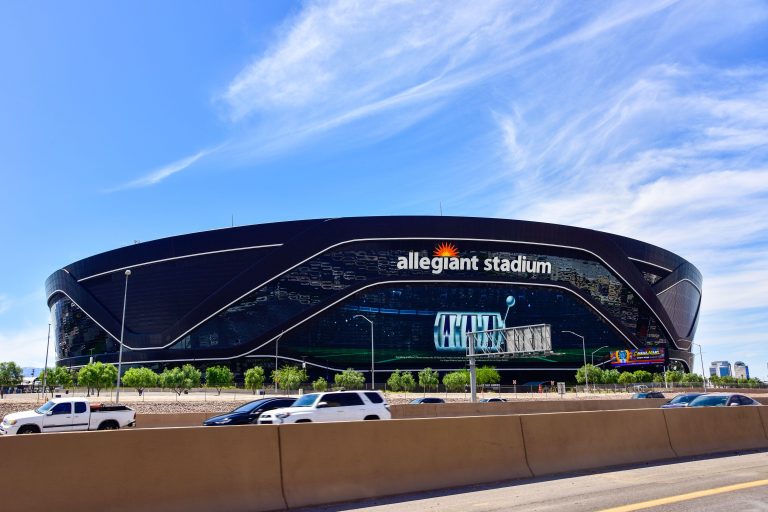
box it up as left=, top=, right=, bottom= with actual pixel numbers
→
left=0, top=397, right=136, bottom=435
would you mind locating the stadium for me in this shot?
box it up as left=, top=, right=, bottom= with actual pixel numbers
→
left=45, top=216, right=702, bottom=383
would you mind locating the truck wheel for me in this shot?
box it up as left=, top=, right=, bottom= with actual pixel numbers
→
left=295, top=419, right=312, bottom=423
left=364, top=415, right=380, bottom=420
left=98, top=421, right=119, bottom=430
left=18, top=425, right=39, bottom=434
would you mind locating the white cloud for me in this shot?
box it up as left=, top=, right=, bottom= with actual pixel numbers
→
left=0, top=325, right=50, bottom=367
left=0, top=294, right=10, bottom=315
left=111, top=147, right=220, bottom=191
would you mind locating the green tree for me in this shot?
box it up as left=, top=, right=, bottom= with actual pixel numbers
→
left=632, top=370, right=653, bottom=383
left=442, top=370, right=470, bottom=392
left=42, top=366, right=74, bottom=394
left=0, top=361, right=23, bottom=398
left=205, top=365, right=234, bottom=395
left=400, top=371, right=416, bottom=394
left=386, top=370, right=402, bottom=392
left=272, top=365, right=308, bottom=391
left=476, top=366, right=500, bottom=390
left=121, top=367, right=159, bottom=396
left=418, top=368, right=439, bottom=393
left=602, top=368, right=621, bottom=384
left=575, top=364, right=603, bottom=385
left=244, top=366, right=266, bottom=394
left=617, top=371, right=636, bottom=385
left=334, top=368, right=366, bottom=390
left=160, top=364, right=201, bottom=396
left=666, top=370, right=684, bottom=383
left=680, top=372, right=704, bottom=384
left=78, top=362, right=118, bottom=397
left=652, top=372, right=664, bottom=384
left=312, top=377, right=328, bottom=392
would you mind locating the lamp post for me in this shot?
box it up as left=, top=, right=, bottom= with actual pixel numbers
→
left=562, top=330, right=587, bottom=392
left=591, top=345, right=609, bottom=366
left=353, top=315, right=375, bottom=390
left=692, top=342, right=707, bottom=391
left=42, top=323, right=51, bottom=400
left=274, top=331, right=284, bottom=393
left=115, top=269, right=131, bottom=404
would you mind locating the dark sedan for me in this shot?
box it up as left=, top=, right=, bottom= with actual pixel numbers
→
left=409, top=397, right=445, bottom=404
left=661, top=393, right=705, bottom=408
left=631, top=392, right=665, bottom=399
left=687, top=393, right=760, bottom=407
left=203, top=397, right=296, bottom=426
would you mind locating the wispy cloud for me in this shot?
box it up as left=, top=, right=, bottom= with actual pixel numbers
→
left=131, top=0, right=693, bottom=186
left=0, top=324, right=50, bottom=367
left=0, top=294, right=11, bottom=315
left=110, top=147, right=219, bottom=191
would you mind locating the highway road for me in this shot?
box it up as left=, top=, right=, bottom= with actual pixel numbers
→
left=302, top=451, right=768, bottom=512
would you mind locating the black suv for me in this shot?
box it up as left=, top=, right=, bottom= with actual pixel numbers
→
left=203, top=397, right=296, bottom=426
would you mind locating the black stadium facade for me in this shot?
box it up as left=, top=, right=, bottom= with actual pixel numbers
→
left=46, top=217, right=702, bottom=383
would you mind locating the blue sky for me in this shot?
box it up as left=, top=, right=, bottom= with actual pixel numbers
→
left=1, top=0, right=767, bottom=378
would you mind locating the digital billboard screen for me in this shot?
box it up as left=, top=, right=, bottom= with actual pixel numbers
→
left=609, top=348, right=665, bottom=366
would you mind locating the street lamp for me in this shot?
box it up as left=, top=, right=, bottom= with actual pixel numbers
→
left=273, top=331, right=285, bottom=393
left=691, top=342, right=707, bottom=391
left=591, top=345, right=609, bottom=366
left=42, top=323, right=51, bottom=400
left=562, top=330, right=587, bottom=392
left=115, top=269, right=131, bottom=404
left=353, top=315, right=375, bottom=390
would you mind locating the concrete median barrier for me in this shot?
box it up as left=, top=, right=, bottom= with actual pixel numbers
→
left=135, top=412, right=218, bottom=428
left=521, top=408, right=675, bottom=476
left=759, top=407, right=768, bottom=439
left=0, top=425, right=286, bottom=512
left=279, top=415, right=532, bottom=509
left=389, top=398, right=668, bottom=419
left=663, top=406, right=768, bottom=457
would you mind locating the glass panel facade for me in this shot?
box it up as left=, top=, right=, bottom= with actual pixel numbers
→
left=51, top=240, right=674, bottom=372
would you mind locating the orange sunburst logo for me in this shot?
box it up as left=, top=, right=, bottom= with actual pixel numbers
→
left=433, top=242, right=459, bottom=258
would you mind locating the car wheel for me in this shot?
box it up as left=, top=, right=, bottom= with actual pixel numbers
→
left=364, top=415, right=380, bottom=420
left=295, top=419, right=312, bottom=423
left=17, top=425, right=39, bottom=434
left=98, top=421, right=119, bottom=430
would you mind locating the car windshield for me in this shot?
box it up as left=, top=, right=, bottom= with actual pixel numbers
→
left=291, top=394, right=319, bottom=407
left=689, top=395, right=729, bottom=407
left=233, top=401, right=265, bottom=413
left=35, top=400, right=57, bottom=414
left=669, top=394, right=701, bottom=404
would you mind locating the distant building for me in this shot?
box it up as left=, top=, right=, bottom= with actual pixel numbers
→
left=709, top=361, right=732, bottom=377
left=733, top=361, right=749, bottom=380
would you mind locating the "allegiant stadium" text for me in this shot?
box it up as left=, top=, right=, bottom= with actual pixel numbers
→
left=396, top=252, right=552, bottom=275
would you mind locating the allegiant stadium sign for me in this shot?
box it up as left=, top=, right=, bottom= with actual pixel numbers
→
left=396, top=243, right=552, bottom=276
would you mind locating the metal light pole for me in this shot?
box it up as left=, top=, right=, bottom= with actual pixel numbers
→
left=274, top=331, right=284, bottom=393
left=591, top=345, right=609, bottom=366
left=115, top=269, right=131, bottom=403
left=353, top=315, right=375, bottom=390
left=42, top=323, right=51, bottom=400
left=693, top=342, right=707, bottom=391
left=562, top=331, right=587, bottom=392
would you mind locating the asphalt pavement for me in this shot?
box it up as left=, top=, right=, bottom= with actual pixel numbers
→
left=299, top=451, right=768, bottom=512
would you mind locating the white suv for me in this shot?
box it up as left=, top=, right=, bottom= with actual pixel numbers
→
left=257, top=390, right=390, bottom=424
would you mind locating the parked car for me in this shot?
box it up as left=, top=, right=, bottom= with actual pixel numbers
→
left=631, top=392, right=665, bottom=399
left=257, top=390, right=390, bottom=424
left=660, top=393, right=705, bottom=408
left=687, top=393, right=760, bottom=407
left=203, top=397, right=296, bottom=426
left=0, top=398, right=135, bottom=435
left=479, top=397, right=507, bottom=403
left=409, top=397, right=445, bottom=404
